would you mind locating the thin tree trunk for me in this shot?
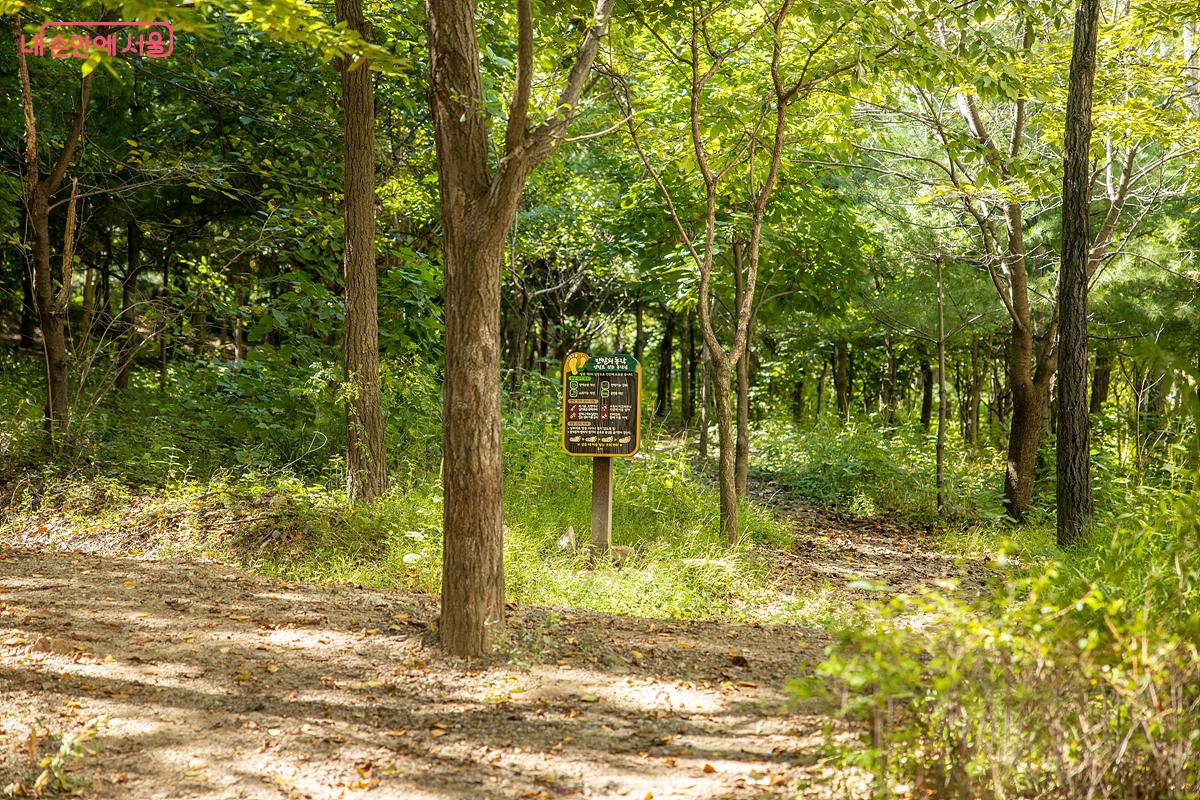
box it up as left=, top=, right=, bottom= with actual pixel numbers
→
left=20, top=263, right=38, bottom=349
left=920, top=359, right=933, bottom=432
left=1090, top=347, right=1112, bottom=415
left=339, top=0, right=388, bottom=503
left=815, top=360, right=826, bottom=420
left=735, top=321, right=752, bottom=497
left=968, top=337, right=982, bottom=444
left=699, top=329, right=711, bottom=461
left=633, top=301, right=645, bottom=364
left=936, top=257, right=946, bottom=511
left=686, top=309, right=696, bottom=429
left=655, top=308, right=674, bottom=417
left=834, top=342, right=850, bottom=421
left=114, top=220, right=141, bottom=389
left=882, top=335, right=897, bottom=424
left=713, top=367, right=738, bottom=544
left=791, top=377, right=805, bottom=423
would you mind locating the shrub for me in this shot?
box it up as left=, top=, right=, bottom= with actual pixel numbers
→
left=798, top=492, right=1200, bottom=799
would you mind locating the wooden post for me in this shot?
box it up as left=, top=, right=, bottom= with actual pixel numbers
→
left=590, top=456, right=613, bottom=555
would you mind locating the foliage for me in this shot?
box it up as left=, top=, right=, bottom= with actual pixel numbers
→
left=799, top=491, right=1200, bottom=798
left=753, top=418, right=1007, bottom=521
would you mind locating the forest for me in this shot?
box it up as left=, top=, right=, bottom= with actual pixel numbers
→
left=1, top=0, right=1199, bottom=796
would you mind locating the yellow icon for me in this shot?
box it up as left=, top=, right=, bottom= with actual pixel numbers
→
left=563, top=352, right=589, bottom=377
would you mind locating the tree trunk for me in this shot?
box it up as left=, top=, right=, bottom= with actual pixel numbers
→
left=1089, top=347, right=1112, bottom=415
left=339, top=0, right=388, bottom=504
left=713, top=367, right=738, bottom=545
left=936, top=258, right=946, bottom=511
left=920, top=359, right=933, bottom=432
left=30, top=199, right=70, bottom=433
left=633, top=301, right=645, bottom=364
left=425, top=0, right=614, bottom=656
left=680, top=309, right=694, bottom=427
left=699, top=332, right=711, bottom=461
left=114, top=220, right=141, bottom=389
left=19, top=263, right=37, bottom=349
left=791, top=378, right=805, bottom=423
left=1005, top=341, right=1049, bottom=522
left=834, top=343, right=850, bottom=421
left=968, top=337, right=982, bottom=444
left=882, top=335, right=897, bottom=425
left=14, top=21, right=91, bottom=439
left=735, top=329, right=751, bottom=497
left=654, top=308, right=674, bottom=417
left=815, top=360, right=826, bottom=420
left=1056, top=0, right=1100, bottom=545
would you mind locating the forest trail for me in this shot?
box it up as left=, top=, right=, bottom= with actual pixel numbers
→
left=0, top=502, right=984, bottom=799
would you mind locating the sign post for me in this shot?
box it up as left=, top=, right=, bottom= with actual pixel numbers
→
left=562, top=352, right=641, bottom=556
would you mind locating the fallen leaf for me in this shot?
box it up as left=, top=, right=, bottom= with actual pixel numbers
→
left=228, top=614, right=251, bottom=622
left=579, top=694, right=599, bottom=703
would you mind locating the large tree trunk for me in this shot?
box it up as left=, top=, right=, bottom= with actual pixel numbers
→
left=1056, top=0, right=1100, bottom=546
left=339, top=0, right=388, bottom=503
left=425, top=0, right=614, bottom=656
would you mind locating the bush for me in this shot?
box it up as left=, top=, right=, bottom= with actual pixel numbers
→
left=798, top=491, right=1200, bottom=799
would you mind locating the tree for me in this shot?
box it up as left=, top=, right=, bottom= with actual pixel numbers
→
left=337, top=0, right=388, bottom=503
left=12, top=16, right=93, bottom=441
left=425, top=0, right=615, bottom=656
left=1057, top=0, right=1101, bottom=546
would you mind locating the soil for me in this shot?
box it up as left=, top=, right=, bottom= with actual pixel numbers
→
left=0, top=492, right=987, bottom=799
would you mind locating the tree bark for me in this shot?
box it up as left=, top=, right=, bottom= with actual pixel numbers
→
left=338, top=0, right=388, bottom=504
left=1056, top=0, right=1101, bottom=547
left=426, top=0, right=614, bottom=656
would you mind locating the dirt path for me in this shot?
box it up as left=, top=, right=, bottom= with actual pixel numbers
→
left=0, top=546, right=858, bottom=800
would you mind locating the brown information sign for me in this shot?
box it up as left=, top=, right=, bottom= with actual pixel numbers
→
left=561, top=352, right=641, bottom=458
